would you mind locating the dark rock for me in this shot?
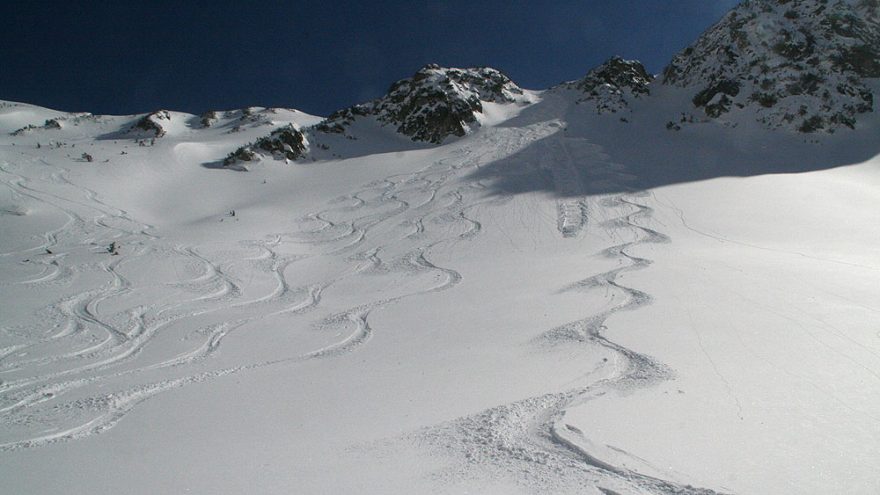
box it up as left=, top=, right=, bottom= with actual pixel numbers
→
left=200, top=111, right=218, bottom=128
left=131, top=110, right=171, bottom=137
left=555, top=57, right=653, bottom=114
left=224, top=124, right=307, bottom=166
left=10, top=118, right=62, bottom=136
left=314, top=65, right=527, bottom=144
left=662, top=0, right=880, bottom=132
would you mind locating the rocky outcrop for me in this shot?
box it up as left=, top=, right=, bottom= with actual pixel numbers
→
left=315, top=64, right=528, bottom=143
left=199, top=111, right=218, bottom=128
left=131, top=110, right=171, bottom=137
left=223, top=124, right=307, bottom=166
left=556, top=57, right=653, bottom=115
left=663, top=0, right=880, bottom=132
left=11, top=118, right=62, bottom=136
left=855, top=0, right=880, bottom=27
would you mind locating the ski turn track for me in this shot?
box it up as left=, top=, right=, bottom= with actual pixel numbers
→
left=0, top=124, right=551, bottom=451
left=3, top=126, right=724, bottom=493
left=415, top=137, right=725, bottom=495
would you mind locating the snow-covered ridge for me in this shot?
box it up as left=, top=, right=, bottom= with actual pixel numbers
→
left=554, top=57, right=653, bottom=116
left=7, top=0, right=880, bottom=167
left=315, top=64, right=531, bottom=143
left=2, top=101, right=320, bottom=140
left=662, top=0, right=880, bottom=132
left=223, top=65, right=535, bottom=167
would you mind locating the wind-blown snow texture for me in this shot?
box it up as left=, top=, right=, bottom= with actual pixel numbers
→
left=1, top=2, right=880, bottom=494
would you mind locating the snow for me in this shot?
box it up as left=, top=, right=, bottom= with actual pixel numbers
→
left=0, top=69, right=879, bottom=495
left=560, top=163, right=880, bottom=494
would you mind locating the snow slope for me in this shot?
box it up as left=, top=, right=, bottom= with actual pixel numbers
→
left=2, top=25, right=880, bottom=494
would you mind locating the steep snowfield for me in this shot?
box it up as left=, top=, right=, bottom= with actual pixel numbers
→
left=0, top=84, right=879, bottom=495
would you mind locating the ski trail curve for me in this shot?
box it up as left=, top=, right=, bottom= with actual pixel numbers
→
left=415, top=135, right=726, bottom=494
left=0, top=124, right=557, bottom=451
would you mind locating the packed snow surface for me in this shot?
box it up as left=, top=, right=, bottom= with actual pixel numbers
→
left=0, top=83, right=879, bottom=495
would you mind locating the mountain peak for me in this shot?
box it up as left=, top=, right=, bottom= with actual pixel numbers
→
left=555, top=57, right=653, bottom=115
left=316, top=65, right=527, bottom=144
left=663, top=0, right=879, bottom=132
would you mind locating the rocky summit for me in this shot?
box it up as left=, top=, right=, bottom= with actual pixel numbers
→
left=662, top=0, right=880, bottom=132
left=555, top=56, right=653, bottom=116
left=315, top=64, right=529, bottom=143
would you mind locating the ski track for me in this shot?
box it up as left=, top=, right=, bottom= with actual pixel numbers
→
left=1, top=156, right=319, bottom=448
left=0, top=126, right=543, bottom=451
left=2, top=126, right=723, bottom=494
left=413, top=135, right=725, bottom=495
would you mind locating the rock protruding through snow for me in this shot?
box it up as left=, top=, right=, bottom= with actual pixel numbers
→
left=555, top=57, right=653, bottom=115
left=316, top=64, right=530, bottom=143
left=224, top=124, right=308, bottom=167
left=662, top=0, right=879, bottom=132
left=129, top=110, right=172, bottom=138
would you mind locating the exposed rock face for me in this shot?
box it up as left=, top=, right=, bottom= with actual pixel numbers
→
left=556, top=57, right=653, bottom=114
left=663, top=0, right=880, bottom=132
left=316, top=64, right=528, bottom=143
left=199, top=111, right=218, bottom=128
left=856, top=0, right=880, bottom=26
left=224, top=124, right=307, bottom=166
left=131, top=110, right=171, bottom=137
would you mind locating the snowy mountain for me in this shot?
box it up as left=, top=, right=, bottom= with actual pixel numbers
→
left=221, top=3, right=880, bottom=170
left=553, top=56, right=653, bottom=116
left=314, top=64, right=533, bottom=143
left=2, top=3, right=880, bottom=495
left=222, top=65, right=536, bottom=167
left=662, top=0, right=880, bottom=132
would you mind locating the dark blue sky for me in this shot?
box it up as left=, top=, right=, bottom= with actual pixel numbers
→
left=1, top=1, right=740, bottom=117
